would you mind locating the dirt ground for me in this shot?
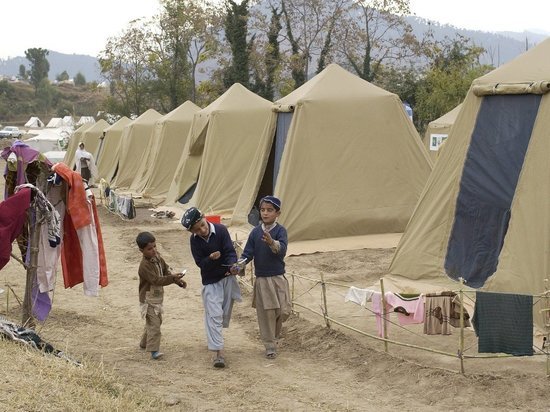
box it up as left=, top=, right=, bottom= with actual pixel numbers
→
left=2, top=193, right=550, bottom=411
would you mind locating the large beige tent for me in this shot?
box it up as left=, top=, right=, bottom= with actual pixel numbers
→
left=109, top=109, right=162, bottom=188
left=166, top=84, right=272, bottom=214
left=63, top=122, right=94, bottom=168
left=423, top=103, right=462, bottom=160
left=96, top=117, right=132, bottom=180
left=81, top=119, right=110, bottom=160
left=128, top=101, right=200, bottom=199
left=232, top=64, right=433, bottom=242
left=387, top=38, right=550, bottom=331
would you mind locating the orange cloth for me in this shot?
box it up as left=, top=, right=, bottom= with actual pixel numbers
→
left=52, top=163, right=108, bottom=290
left=52, top=163, right=90, bottom=229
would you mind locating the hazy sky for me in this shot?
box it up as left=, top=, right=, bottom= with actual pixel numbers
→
left=1, top=0, right=548, bottom=59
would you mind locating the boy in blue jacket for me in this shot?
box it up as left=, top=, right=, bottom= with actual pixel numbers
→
left=231, top=196, right=291, bottom=359
left=182, top=207, right=241, bottom=368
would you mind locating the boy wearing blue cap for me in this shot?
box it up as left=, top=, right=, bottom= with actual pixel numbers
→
left=231, top=196, right=291, bottom=359
left=181, top=207, right=242, bottom=368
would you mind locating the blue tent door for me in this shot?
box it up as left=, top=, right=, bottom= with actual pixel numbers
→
left=444, top=94, right=541, bottom=287
left=273, top=112, right=293, bottom=191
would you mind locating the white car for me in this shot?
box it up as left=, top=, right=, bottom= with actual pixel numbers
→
left=0, top=126, right=23, bottom=138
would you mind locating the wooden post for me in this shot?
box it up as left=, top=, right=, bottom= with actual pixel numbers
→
left=21, top=172, right=47, bottom=327
left=380, top=278, right=388, bottom=353
left=320, top=272, right=330, bottom=328
left=545, top=279, right=550, bottom=377
left=458, top=277, right=465, bottom=374
left=291, top=273, right=295, bottom=312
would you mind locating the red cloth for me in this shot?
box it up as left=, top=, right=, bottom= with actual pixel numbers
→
left=0, top=188, right=31, bottom=270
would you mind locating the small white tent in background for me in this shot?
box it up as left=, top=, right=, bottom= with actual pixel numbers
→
left=25, top=116, right=44, bottom=128
left=46, top=117, right=64, bottom=128
left=76, top=116, right=95, bottom=126
left=24, top=129, right=66, bottom=152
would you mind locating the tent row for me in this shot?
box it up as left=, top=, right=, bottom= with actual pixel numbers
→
left=66, top=64, right=433, bottom=244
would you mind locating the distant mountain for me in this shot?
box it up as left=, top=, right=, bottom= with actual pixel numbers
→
left=0, top=51, right=102, bottom=83
left=406, top=17, right=548, bottom=67
left=0, top=18, right=547, bottom=85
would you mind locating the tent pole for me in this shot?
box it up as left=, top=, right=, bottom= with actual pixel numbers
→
left=380, top=278, right=388, bottom=353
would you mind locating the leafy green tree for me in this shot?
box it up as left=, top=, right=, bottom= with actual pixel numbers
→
left=150, top=0, right=221, bottom=110
left=261, top=4, right=282, bottom=100
left=18, top=64, right=28, bottom=80
left=99, top=19, right=156, bottom=116
left=414, top=35, right=493, bottom=132
left=224, top=0, right=251, bottom=88
left=74, top=72, right=86, bottom=86
left=56, top=71, right=70, bottom=82
left=25, top=48, right=50, bottom=93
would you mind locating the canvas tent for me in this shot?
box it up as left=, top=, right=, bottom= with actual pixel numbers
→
left=423, top=104, right=462, bottom=160
left=109, top=109, right=162, bottom=188
left=96, top=117, right=132, bottom=180
left=76, top=116, right=95, bottom=126
left=386, top=38, right=550, bottom=331
left=46, top=117, right=64, bottom=128
left=128, top=101, right=200, bottom=199
left=25, top=116, right=44, bottom=128
left=63, top=122, right=95, bottom=168
left=231, top=64, right=433, bottom=242
left=81, top=119, right=110, bottom=160
left=166, top=84, right=272, bottom=215
left=24, top=129, right=65, bottom=153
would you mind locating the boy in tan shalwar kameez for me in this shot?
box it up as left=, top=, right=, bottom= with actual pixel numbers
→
left=136, top=231, right=187, bottom=360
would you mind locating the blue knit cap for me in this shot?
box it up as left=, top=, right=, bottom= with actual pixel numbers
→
left=260, top=196, right=281, bottom=211
left=181, top=207, right=204, bottom=230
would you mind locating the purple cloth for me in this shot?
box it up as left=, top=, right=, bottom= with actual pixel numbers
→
left=1, top=140, right=52, bottom=199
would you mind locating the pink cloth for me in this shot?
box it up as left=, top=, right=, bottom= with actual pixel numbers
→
left=371, top=292, right=424, bottom=337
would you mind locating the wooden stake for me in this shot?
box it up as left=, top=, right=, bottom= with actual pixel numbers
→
left=458, top=277, right=465, bottom=374
left=320, top=272, right=330, bottom=328
left=380, top=278, right=388, bottom=353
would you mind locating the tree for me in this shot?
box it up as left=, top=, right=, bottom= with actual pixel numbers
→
left=18, top=64, right=28, bottom=80
left=25, top=48, right=50, bottom=93
left=56, top=71, right=70, bottom=82
left=334, top=0, right=427, bottom=82
left=261, top=4, right=283, bottom=100
left=99, top=19, right=156, bottom=117
left=280, top=0, right=347, bottom=88
left=414, top=35, right=493, bottom=132
left=224, top=0, right=251, bottom=88
left=74, top=72, right=86, bottom=86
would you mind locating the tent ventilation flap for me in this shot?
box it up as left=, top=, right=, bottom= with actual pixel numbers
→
left=473, top=81, right=550, bottom=96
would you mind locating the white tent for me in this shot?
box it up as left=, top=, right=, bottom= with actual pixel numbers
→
left=24, top=116, right=44, bottom=128
left=46, top=117, right=64, bottom=128
left=24, top=129, right=66, bottom=152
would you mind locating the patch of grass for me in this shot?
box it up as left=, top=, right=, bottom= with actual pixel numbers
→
left=0, top=338, right=164, bottom=411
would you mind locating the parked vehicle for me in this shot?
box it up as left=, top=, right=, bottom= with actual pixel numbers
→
left=0, top=126, right=23, bottom=138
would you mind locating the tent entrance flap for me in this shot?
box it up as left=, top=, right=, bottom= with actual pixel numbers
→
left=178, top=183, right=197, bottom=205
left=248, top=135, right=277, bottom=225
left=444, top=94, right=542, bottom=288
left=273, top=112, right=293, bottom=190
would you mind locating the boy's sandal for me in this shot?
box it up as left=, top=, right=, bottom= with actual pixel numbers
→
left=151, top=351, right=164, bottom=360
left=213, top=356, right=226, bottom=368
